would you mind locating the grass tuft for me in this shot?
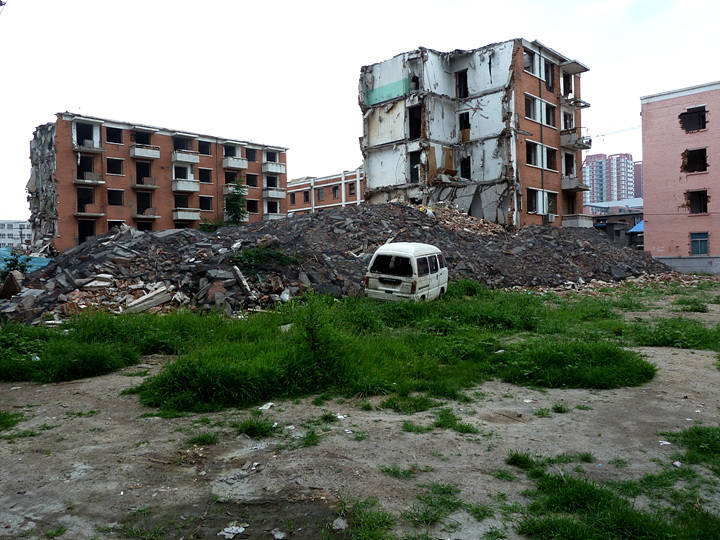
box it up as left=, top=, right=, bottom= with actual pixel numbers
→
left=186, top=432, right=218, bottom=446
left=233, top=416, right=277, bottom=439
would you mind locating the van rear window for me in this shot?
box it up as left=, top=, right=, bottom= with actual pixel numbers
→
left=370, top=255, right=413, bottom=277
left=438, top=254, right=446, bottom=268
left=417, top=257, right=429, bottom=276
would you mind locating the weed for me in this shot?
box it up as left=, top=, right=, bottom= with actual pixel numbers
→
left=234, top=417, right=277, bottom=439
left=632, top=318, right=720, bottom=351
left=233, top=246, right=300, bottom=268
left=575, top=404, right=593, bottom=410
left=610, top=457, right=628, bottom=468
left=483, top=527, right=506, bottom=539
left=493, top=469, right=518, bottom=482
left=434, top=408, right=479, bottom=434
left=505, top=451, right=540, bottom=471
left=402, top=420, right=433, bottom=434
left=122, top=370, right=150, bottom=377
left=320, top=412, right=338, bottom=423
left=66, top=410, right=99, bottom=418
left=43, top=526, right=67, bottom=538
left=346, top=498, right=394, bottom=539
left=186, top=432, right=218, bottom=446
left=402, top=483, right=463, bottom=527
left=353, top=431, right=367, bottom=441
left=1, top=429, right=38, bottom=442
left=0, top=410, right=23, bottom=431
left=665, top=425, right=720, bottom=476
left=534, top=408, right=551, bottom=418
left=551, top=403, right=570, bottom=413
left=673, top=296, right=709, bottom=313
left=466, top=503, right=494, bottom=521
left=301, top=429, right=320, bottom=447
left=380, top=465, right=416, bottom=479
left=312, top=393, right=330, bottom=406
left=359, top=400, right=373, bottom=411
left=381, top=395, right=439, bottom=415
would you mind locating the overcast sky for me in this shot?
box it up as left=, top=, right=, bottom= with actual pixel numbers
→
left=1, top=0, right=716, bottom=220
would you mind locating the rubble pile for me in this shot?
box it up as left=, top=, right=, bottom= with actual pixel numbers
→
left=1, top=203, right=672, bottom=322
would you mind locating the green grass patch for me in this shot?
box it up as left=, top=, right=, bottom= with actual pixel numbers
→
left=433, top=408, right=478, bottom=434
left=631, top=318, right=720, bottom=351
left=402, top=420, right=433, bottom=434
left=300, top=429, right=319, bottom=447
left=492, top=469, right=518, bottom=482
left=551, top=403, right=570, bottom=413
left=664, top=425, right=720, bottom=476
left=66, top=409, right=99, bottom=418
left=381, top=395, right=439, bottom=415
left=0, top=410, right=23, bottom=432
left=402, top=483, right=464, bottom=527
left=534, top=408, right=551, bottom=418
left=345, top=498, right=394, bottom=539
left=186, top=432, right=218, bottom=446
left=233, top=416, right=277, bottom=439
left=673, top=296, right=709, bottom=313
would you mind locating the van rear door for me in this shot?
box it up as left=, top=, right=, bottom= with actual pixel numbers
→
left=367, top=254, right=414, bottom=294
left=415, top=256, right=430, bottom=297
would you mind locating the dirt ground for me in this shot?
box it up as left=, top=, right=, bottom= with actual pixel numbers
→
left=2, top=318, right=720, bottom=538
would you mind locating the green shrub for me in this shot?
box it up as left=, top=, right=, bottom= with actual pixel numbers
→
left=632, top=318, right=720, bottom=350
left=186, top=432, right=218, bottom=445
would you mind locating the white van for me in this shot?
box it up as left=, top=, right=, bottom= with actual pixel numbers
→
left=364, top=242, right=449, bottom=301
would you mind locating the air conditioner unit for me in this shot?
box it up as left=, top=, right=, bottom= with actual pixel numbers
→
left=547, top=213, right=556, bottom=223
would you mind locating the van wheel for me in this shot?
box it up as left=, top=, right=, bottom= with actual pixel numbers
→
left=421, top=295, right=426, bottom=301
left=439, top=288, right=445, bottom=299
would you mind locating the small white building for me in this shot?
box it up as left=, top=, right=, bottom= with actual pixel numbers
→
left=0, top=220, right=32, bottom=249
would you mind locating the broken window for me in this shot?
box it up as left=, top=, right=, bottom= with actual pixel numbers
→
left=246, top=148, right=257, bottom=162
left=106, top=127, right=122, bottom=144
left=688, top=190, right=708, bottom=214
left=679, top=106, right=707, bottom=132
left=526, top=141, right=539, bottom=166
left=564, top=152, right=575, bottom=176
left=198, top=168, right=212, bottom=183
left=134, top=131, right=151, bottom=145
left=225, top=171, right=237, bottom=184
left=525, top=95, right=537, bottom=120
left=459, top=112, right=470, bottom=131
left=429, top=255, right=438, bottom=273
left=199, top=196, right=213, bottom=211
left=332, top=185, right=339, bottom=198
left=265, top=151, right=278, bottom=163
left=460, top=156, right=471, bottom=179
left=417, top=257, right=429, bottom=276
left=545, top=148, right=557, bottom=170
left=267, top=201, right=279, bottom=214
left=409, top=151, right=421, bottom=184
left=78, top=155, right=94, bottom=179
left=136, top=192, right=152, bottom=214
left=76, top=187, right=94, bottom=211
left=547, top=192, right=558, bottom=214
left=290, top=192, right=296, bottom=205
left=563, top=111, right=574, bottom=130
left=198, top=141, right=211, bottom=155
left=107, top=190, right=124, bottom=206
left=456, top=69, right=469, bottom=98
left=76, top=122, right=94, bottom=146
left=691, top=232, right=709, bottom=255
left=545, top=103, right=556, bottom=127
left=77, top=220, right=95, bottom=244
left=135, top=161, right=151, bottom=183
left=107, top=220, right=124, bottom=230
left=348, top=183, right=356, bottom=196
left=523, top=49, right=535, bottom=74
left=136, top=221, right=153, bottom=232
left=370, top=255, right=412, bottom=277
left=246, top=174, right=258, bottom=187
left=303, top=190, right=309, bottom=203
left=408, top=105, right=422, bottom=140
left=107, top=158, right=123, bottom=175
left=246, top=200, right=259, bottom=213
left=682, top=148, right=708, bottom=173
left=438, top=253, right=446, bottom=268
left=527, top=188, right=538, bottom=213
left=174, top=194, right=189, bottom=208
left=544, top=60, right=554, bottom=91
left=562, top=73, right=573, bottom=96
left=316, top=187, right=324, bottom=201
left=223, top=144, right=236, bottom=157
left=173, top=137, right=189, bottom=151
left=174, top=165, right=189, bottom=179
left=266, top=175, right=279, bottom=188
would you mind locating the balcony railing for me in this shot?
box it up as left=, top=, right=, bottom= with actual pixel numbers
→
left=132, top=207, right=161, bottom=219
left=130, top=144, right=161, bottom=160
left=263, top=186, right=286, bottom=199
left=73, top=203, right=105, bottom=218
left=560, top=128, right=592, bottom=151
left=262, top=161, right=286, bottom=174
left=223, top=156, right=249, bottom=170
left=561, top=175, right=590, bottom=192
left=172, top=208, right=201, bottom=221
left=223, top=183, right=247, bottom=195
left=73, top=172, right=105, bottom=186
left=171, top=149, right=200, bottom=164
left=172, top=179, right=200, bottom=192
left=560, top=95, right=591, bottom=109
left=131, top=176, right=159, bottom=190
left=561, top=214, right=593, bottom=228
left=263, top=213, right=285, bottom=221
left=72, top=140, right=104, bottom=153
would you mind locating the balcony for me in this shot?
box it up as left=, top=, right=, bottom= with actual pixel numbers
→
left=263, top=213, right=285, bottom=221
left=262, top=161, right=286, bottom=174
left=131, top=176, right=160, bottom=190
left=130, top=144, right=161, bottom=160
left=171, top=179, right=200, bottom=192
left=560, top=95, right=591, bottom=109
left=223, top=156, right=249, bottom=170
left=132, top=207, right=161, bottom=219
left=560, top=128, right=592, bottom=150
left=171, top=149, right=200, bottom=164
left=561, top=175, right=590, bottom=192
left=73, top=172, right=105, bottom=186
left=263, top=186, right=286, bottom=199
left=73, top=203, right=105, bottom=218
left=172, top=208, right=201, bottom=221
left=223, top=183, right=246, bottom=195
left=72, top=139, right=104, bottom=153
left=562, top=214, right=593, bottom=228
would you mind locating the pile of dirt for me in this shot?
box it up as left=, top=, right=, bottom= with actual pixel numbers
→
left=1, top=203, right=670, bottom=322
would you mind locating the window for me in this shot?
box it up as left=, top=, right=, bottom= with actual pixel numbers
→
left=107, top=190, right=124, bottom=206
left=428, top=255, right=438, bottom=273
left=348, top=183, right=356, bottom=196
left=526, top=141, right=557, bottom=170
left=223, top=144, right=236, bottom=157
left=688, top=190, right=708, bottom=214
left=545, top=103, right=556, bottom=127
left=409, top=151, right=421, bottom=183
left=679, top=106, right=706, bottom=132
left=174, top=165, right=189, bottom=179
left=408, top=105, right=422, bottom=140
left=525, top=95, right=536, bottom=120
left=523, top=49, right=535, bottom=74
left=316, top=187, right=324, bottom=201
left=691, top=232, right=709, bottom=255
left=416, top=257, right=429, bottom=276
left=370, top=255, right=412, bottom=277
left=199, top=196, right=213, bottom=211
left=107, top=220, right=124, bottom=230
left=266, top=175, right=278, bottom=188
left=265, top=150, right=278, bottom=163
left=546, top=148, right=557, bottom=171
left=460, top=156, right=471, bottom=179
left=107, top=158, right=123, bottom=175
left=76, top=122, right=94, bottom=146
left=547, top=192, right=557, bottom=214
left=682, top=148, right=707, bottom=173
left=134, top=131, right=151, bottom=145
left=106, top=127, right=122, bottom=144
left=77, top=220, right=95, bottom=244
left=246, top=174, right=258, bottom=187
left=267, top=201, right=279, bottom=214
left=544, top=60, right=554, bottom=90
left=173, top=137, right=189, bottom=151
left=526, top=141, right=539, bottom=166
left=247, top=199, right=259, bottom=213
left=459, top=112, right=470, bottom=131
left=456, top=69, right=468, bottom=98
left=198, top=141, right=211, bottom=155
left=225, top=171, right=237, bottom=184
left=332, top=185, right=339, bottom=198
left=136, top=192, right=152, bottom=214
left=564, top=153, right=575, bottom=177
left=437, top=253, right=446, bottom=268
left=135, top=161, right=151, bottom=183
left=563, top=111, right=574, bottom=130
left=526, top=188, right=557, bottom=214
left=174, top=194, right=189, bottom=208
left=78, top=155, right=94, bottom=179
left=290, top=192, right=296, bottom=205
left=303, top=190, right=309, bottom=203
left=527, top=188, right=538, bottom=213
left=137, top=221, right=153, bottom=231
left=562, top=73, right=573, bottom=96
left=198, top=168, right=212, bottom=183
left=246, top=148, right=257, bottom=162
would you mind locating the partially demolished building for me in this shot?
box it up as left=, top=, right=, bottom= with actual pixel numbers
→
left=27, top=113, right=288, bottom=252
left=359, top=39, right=592, bottom=227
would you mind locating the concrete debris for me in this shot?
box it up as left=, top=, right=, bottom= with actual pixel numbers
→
left=0, top=270, right=24, bottom=299
left=0, top=203, right=680, bottom=323
left=332, top=517, right=348, bottom=531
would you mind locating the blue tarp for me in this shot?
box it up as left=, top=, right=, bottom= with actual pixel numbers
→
left=0, top=247, right=51, bottom=274
left=628, top=220, right=644, bottom=233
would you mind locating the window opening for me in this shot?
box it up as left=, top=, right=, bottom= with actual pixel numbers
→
left=225, top=171, right=237, bottom=184
left=136, top=192, right=152, bottom=214
left=76, top=187, right=94, bottom=211
left=174, top=165, right=189, bottom=179
left=416, top=257, right=429, bottom=276
left=78, top=155, right=94, bottom=179
left=370, top=255, right=412, bottom=277
left=246, top=200, right=259, bottom=213
left=409, top=151, right=421, bottom=183
left=107, top=190, right=123, bottom=206
left=682, top=148, right=708, bottom=173
left=246, top=174, right=258, bottom=187
left=456, top=69, right=468, bottom=98
left=106, top=127, right=122, bottom=144
left=459, top=112, right=470, bottom=131
left=136, top=221, right=153, bottom=231
left=246, top=148, right=257, bottom=161
left=290, top=193, right=296, bottom=205
left=198, top=168, right=212, bottom=183
left=199, top=196, right=213, bottom=211
left=526, top=141, right=539, bottom=166
left=303, top=190, right=309, bottom=203
left=408, top=105, right=422, bottom=140
left=316, top=187, right=324, bottom=201
left=688, top=190, right=708, bottom=214
left=76, top=123, right=93, bottom=146
left=173, top=137, right=188, bottom=151
left=523, top=49, right=535, bottom=74
left=267, top=201, right=279, bottom=213
left=266, top=175, right=278, bottom=188
left=134, top=131, right=151, bottom=145
left=266, top=151, right=278, bottom=163
left=107, top=158, right=123, bottom=175
left=691, top=232, right=709, bottom=255
left=174, top=194, right=189, bottom=208
left=135, top=161, right=151, bottom=183
left=77, top=220, right=95, bottom=244
left=332, top=185, right=339, bottom=198
left=198, top=141, right=211, bottom=155
left=460, top=156, right=471, bottom=179
left=348, top=183, right=356, bottom=196
left=562, top=73, right=573, bottom=96
left=679, top=106, right=707, bottom=132
left=223, top=144, right=236, bottom=157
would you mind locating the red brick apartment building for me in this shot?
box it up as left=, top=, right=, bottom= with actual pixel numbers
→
left=27, top=112, right=288, bottom=252
left=286, top=168, right=365, bottom=214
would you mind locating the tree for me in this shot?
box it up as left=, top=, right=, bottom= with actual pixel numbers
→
left=0, top=251, right=29, bottom=281
left=224, top=180, right=249, bottom=226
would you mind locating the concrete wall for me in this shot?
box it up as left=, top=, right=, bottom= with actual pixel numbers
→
left=657, top=256, right=720, bottom=274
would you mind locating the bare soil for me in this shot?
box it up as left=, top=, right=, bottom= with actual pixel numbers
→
left=2, top=343, right=719, bottom=540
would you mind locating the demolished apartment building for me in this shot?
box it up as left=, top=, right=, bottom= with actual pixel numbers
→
left=27, top=112, right=288, bottom=253
left=359, top=39, right=593, bottom=227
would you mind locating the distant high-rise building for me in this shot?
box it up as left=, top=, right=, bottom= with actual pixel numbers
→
left=633, top=161, right=643, bottom=197
left=582, top=153, right=635, bottom=203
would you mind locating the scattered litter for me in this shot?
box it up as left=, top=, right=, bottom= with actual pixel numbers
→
left=344, top=429, right=353, bottom=434
left=258, top=402, right=274, bottom=411
left=659, top=440, right=672, bottom=446
left=495, top=349, right=505, bottom=354
left=286, top=425, right=295, bottom=430
left=272, top=422, right=278, bottom=428
left=217, top=523, right=246, bottom=539
left=673, top=461, right=682, bottom=468
left=10, top=386, right=21, bottom=390
left=336, top=414, right=345, bottom=419
left=271, top=529, right=287, bottom=539
left=523, top=399, right=535, bottom=403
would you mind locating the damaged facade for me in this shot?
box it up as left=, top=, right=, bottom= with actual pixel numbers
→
left=27, top=112, right=288, bottom=252
left=359, top=39, right=592, bottom=227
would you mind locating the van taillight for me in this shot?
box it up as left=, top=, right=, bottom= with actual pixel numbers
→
left=364, top=276, right=369, bottom=287
left=411, top=280, right=417, bottom=293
